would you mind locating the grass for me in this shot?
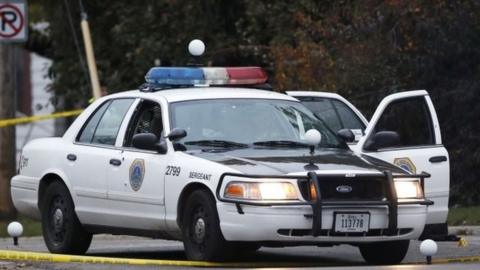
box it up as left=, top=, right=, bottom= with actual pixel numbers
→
left=0, top=207, right=478, bottom=238
left=447, top=206, right=480, bottom=226
left=0, top=216, right=42, bottom=237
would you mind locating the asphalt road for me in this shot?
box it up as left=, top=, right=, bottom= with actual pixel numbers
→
left=0, top=232, right=479, bottom=270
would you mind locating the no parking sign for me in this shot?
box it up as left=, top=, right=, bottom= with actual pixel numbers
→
left=0, top=0, right=27, bottom=42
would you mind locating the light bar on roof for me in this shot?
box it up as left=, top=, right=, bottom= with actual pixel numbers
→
left=227, top=67, right=268, bottom=85
left=144, top=67, right=267, bottom=86
left=203, top=67, right=229, bottom=84
left=145, top=67, right=204, bottom=85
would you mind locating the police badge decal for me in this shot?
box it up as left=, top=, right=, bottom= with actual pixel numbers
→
left=129, top=159, right=145, bottom=191
left=394, top=157, right=417, bottom=174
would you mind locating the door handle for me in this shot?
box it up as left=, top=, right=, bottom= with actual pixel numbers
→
left=67, top=154, right=77, bottom=161
left=109, top=158, right=122, bottom=166
left=429, top=156, right=447, bottom=163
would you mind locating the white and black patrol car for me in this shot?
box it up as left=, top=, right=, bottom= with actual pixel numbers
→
left=11, top=66, right=433, bottom=264
left=287, top=91, right=450, bottom=240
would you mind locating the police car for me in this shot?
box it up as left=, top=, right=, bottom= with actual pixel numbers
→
left=287, top=91, right=450, bottom=240
left=11, top=65, right=433, bottom=264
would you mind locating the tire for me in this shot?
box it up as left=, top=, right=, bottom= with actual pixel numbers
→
left=41, top=181, right=92, bottom=254
left=181, top=189, right=229, bottom=261
left=359, top=240, right=410, bottom=265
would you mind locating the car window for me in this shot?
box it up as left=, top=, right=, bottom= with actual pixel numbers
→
left=372, top=97, right=434, bottom=147
left=170, top=98, right=346, bottom=149
left=295, top=96, right=366, bottom=140
left=331, top=100, right=365, bottom=131
left=77, top=100, right=111, bottom=143
left=124, top=100, right=163, bottom=147
left=296, top=97, right=342, bottom=132
left=77, top=99, right=134, bottom=145
left=91, top=99, right=134, bottom=145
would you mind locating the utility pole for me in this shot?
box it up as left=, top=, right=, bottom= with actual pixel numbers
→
left=80, top=7, right=101, bottom=100
left=0, top=43, right=17, bottom=219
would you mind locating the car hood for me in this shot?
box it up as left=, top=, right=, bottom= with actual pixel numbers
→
left=186, top=147, right=405, bottom=175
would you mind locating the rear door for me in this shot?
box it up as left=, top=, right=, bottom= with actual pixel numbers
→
left=67, top=98, right=135, bottom=226
left=357, top=90, right=449, bottom=225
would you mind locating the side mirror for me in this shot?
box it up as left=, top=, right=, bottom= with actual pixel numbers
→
left=337, top=129, right=355, bottom=143
left=364, top=131, right=400, bottom=151
left=132, top=133, right=167, bottom=154
left=166, top=128, right=187, bottom=141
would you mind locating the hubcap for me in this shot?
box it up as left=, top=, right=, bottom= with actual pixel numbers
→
left=53, top=208, right=64, bottom=231
left=193, top=217, right=206, bottom=243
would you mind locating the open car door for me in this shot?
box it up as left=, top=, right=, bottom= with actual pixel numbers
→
left=357, top=90, right=449, bottom=234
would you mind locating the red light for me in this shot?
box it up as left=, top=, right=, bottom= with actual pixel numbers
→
left=226, top=67, right=267, bottom=85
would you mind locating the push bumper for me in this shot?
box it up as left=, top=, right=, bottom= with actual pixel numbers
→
left=216, top=171, right=433, bottom=243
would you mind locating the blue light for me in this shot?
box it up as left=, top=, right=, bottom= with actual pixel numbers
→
left=145, top=67, right=205, bottom=85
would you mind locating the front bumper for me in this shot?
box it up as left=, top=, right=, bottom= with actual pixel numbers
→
left=216, top=171, right=432, bottom=243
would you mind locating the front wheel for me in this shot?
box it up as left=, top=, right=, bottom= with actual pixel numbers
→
left=182, top=190, right=229, bottom=261
left=359, top=240, right=410, bottom=265
left=41, top=181, right=92, bottom=254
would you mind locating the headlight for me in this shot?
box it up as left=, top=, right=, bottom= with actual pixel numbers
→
left=224, top=181, right=298, bottom=200
left=394, top=180, right=423, bottom=199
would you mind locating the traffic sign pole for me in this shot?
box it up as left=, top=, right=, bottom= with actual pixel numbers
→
left=0, top=43, right=17, bottom=219
left=0, top=1, right=26, bottom=218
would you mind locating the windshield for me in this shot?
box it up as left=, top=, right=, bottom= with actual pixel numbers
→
left=170, top=98, right=347, bottom=149
left=295, top=96, right=366, bottom=134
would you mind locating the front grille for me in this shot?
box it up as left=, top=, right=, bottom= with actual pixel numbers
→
left=277, top=228, right=413, bottom=237
left=298, top=176, right=387, bottom=201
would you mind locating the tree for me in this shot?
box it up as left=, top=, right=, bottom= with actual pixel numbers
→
left=26, top=0, right=480, bottom=206
left=239, top=0, right=480, bottom=205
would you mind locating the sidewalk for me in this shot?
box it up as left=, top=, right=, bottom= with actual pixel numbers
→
left=449, top=226, right=480, bottom=236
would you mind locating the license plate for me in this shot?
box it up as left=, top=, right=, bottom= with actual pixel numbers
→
left=334, top=212, right=370, bottom=233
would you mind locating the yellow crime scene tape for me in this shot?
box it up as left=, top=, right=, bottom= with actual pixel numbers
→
left=1, top=249, right=480, bottom=268
left=0, top=110, right=83, bottom=128
left=432, top=256, right=480, bottom=264
left=0, top=249, right=322, bottom=268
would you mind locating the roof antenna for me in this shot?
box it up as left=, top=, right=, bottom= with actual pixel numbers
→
left=188, top=39, right=205, bottom=67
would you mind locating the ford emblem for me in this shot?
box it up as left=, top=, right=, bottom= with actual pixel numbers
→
left=336, top=185, right=353, bottom=193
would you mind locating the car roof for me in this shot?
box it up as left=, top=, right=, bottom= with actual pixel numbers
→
left=286, top=91, right=343, bottom=99
left=109, top=87, right=298, bottom=103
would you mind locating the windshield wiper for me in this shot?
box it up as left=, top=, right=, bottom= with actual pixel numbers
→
left=253, top=140, right=309, bottom=148
left=184, top=140, right=249, bottom=148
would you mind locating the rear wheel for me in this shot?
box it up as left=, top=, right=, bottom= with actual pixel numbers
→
left=182, top=190, right=230, bottom=261
left=41, top=181, right=92, bottom=254
left=359, top=240, right=410, bottom=265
